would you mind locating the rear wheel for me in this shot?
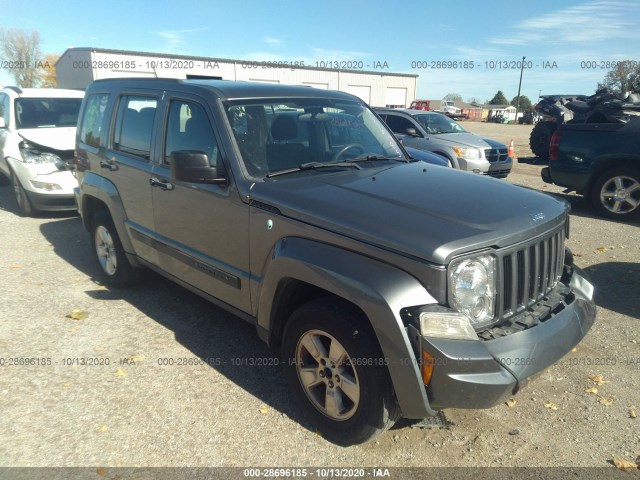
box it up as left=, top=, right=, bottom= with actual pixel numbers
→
left=529, top=121, right=556, bottom=159
left=590, top=168, right=640, bottom=220
left=10, top=171, right=35, bottom=216
left=282, top=298, right=400, bottom=445
left=90, top=211, right=142, bottom=287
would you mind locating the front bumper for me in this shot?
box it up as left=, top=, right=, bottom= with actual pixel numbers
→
left=457, top=156, right=513, bottom=178
left=421, top=267, right=596, bottom=410
left=25, top=190, right=76, bottom=211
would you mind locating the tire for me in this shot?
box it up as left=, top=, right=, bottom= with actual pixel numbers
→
left=590, top=168, right=640, bottom=220
left=10, top=171, right=35, bottom=216
left=529, top=121, right=556, bottom=159
left=282, top=298, right=400, bottom=445
left=90, top=210, right=142, bottom=288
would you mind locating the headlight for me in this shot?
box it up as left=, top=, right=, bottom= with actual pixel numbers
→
left=448, top=255, right=496, bottom=326
left=452, top=146, right=481, bottom=160
left=30, top=180, right=62, bottom=191
left=19, top=142, right=62, bottom=165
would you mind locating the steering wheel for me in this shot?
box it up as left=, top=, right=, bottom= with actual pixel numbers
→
left=330, top=143, right=365, bottom=162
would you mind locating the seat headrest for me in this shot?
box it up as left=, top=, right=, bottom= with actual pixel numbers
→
left=271, top=115, right=298, bottom=141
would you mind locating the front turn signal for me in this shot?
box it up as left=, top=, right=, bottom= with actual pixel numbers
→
left=422, top=350, right=435, bottom=386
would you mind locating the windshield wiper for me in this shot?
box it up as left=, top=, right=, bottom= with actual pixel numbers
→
left=350, top=154, right=411, bottom=163
left=266, top=161, right=361, bottom=178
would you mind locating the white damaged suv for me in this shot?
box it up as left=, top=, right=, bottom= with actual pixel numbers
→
left=0, top=86, right=84, bottom=215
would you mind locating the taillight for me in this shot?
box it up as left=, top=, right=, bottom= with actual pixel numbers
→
left=549, top=130, right=561, bottom=160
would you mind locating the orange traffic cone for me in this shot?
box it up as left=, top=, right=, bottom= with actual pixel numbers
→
left=508, top=139, right=516, bottom=159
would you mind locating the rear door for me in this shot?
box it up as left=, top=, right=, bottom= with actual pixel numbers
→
left=103, top=92, right=161, bottom=265
left=150, top=93, right=251, bottom=313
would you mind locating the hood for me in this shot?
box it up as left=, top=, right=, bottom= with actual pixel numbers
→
left=18, top=127, right=76, bottom=152
left=251, top=163, right=568, bottom=264
left=482, top=137, right=508, bottom=149
left=423, top=132, right=492, bottom=148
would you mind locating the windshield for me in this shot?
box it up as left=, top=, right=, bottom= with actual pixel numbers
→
left=15, top=98, right=82, bottom=129
left=413, top=113, right=467, bottom=134
left=225, top=98, right=405, bottom=177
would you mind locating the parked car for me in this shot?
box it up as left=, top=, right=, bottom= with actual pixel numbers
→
left=374, top=108, right=512, bottom=178
left=0, top=86, right=84, bottom=215
left=542, top=118, right=640, bottom=220
left=75, top=78, right=595, bottom=445
left=518, top=111, right=537, bottom=125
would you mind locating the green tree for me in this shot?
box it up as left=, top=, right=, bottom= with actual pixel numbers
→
left=598, top=60, right=640, bottom=94
left=443, top=92, right=462, bottom=102
left=511, top=95, right=532, bottom=111
left=0, top=29, right=42, bottom=87
left=489, top=90, right=509, bottom=105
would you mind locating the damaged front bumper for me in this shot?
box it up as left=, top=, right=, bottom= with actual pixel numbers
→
left=420, top=267, right=596, bottom=410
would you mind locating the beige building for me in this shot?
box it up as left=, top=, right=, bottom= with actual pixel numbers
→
left=55, top=48, right=418, bottom=108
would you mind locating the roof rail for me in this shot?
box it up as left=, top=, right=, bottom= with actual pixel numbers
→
left=4, top=86, right=23, bottom=94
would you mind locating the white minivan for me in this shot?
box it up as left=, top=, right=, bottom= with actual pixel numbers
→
left=0, top=86, right=84, bottom=215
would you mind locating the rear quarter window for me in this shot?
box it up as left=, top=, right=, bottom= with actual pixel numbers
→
left=79, top=94, right=109, bottom=147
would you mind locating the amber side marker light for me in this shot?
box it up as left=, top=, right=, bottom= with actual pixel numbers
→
left=422, top=350, right=435, bottom=386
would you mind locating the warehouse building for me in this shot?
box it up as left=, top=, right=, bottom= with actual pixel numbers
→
left=55, top=48, right=418, bottom=108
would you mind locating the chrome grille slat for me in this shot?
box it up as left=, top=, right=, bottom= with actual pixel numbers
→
left=499, top=225, right=566, bottom=322
left=484, top=148, right=509, bottom=163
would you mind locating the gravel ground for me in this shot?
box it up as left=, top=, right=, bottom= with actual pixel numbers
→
left=0, top=123, right=638, bottom=473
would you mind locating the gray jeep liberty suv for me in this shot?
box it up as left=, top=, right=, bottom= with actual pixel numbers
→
left=74, top=78, right=596, bottom=445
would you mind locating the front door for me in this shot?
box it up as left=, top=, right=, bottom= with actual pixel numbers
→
left=150, top=95, right=251, bottom=313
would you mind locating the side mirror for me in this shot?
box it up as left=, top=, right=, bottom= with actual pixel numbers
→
left=170, top=150, right=227, bottom=185
left=405, top=127, right=420, bottom=137
left=0, top=118, right=6, bottom=129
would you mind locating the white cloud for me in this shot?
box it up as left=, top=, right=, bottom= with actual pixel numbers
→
left=264, top=36, right=285, bottom=47
left=154, top=28, right=207, bottom=52
left=490, top=0, right=640, bottom=45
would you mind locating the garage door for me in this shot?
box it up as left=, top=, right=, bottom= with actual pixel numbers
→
left=344, top=85, right=371, bottom=104
left=385, top=87, right=407, bottom=108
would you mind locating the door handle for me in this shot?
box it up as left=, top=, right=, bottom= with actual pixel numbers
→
left=100, top=161, right=118, bottom=171
left=149, top=177, right=174, bottom=191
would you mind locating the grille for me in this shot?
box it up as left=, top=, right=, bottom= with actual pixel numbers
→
left=498, top=226, right=566, bottom=320
left=485, top=148, right=509, bottom=163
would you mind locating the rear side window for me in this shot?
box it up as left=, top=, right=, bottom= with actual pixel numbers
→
left=113, top=95, right=158, bottom=160
left=79, top=94, right=109, bottom=147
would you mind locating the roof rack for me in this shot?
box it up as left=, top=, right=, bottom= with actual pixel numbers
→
left=4, top=86, right=23, bottom=94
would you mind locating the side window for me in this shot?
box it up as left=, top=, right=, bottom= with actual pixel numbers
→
left=165, top=100, right=219, bottom=167
left=0, top=94, right=10, bottom=125
left=0, top=94, right=5, bottom=124
left=114, top=95, right=158, bottom=160
left=384, top=114, right=415, bottom=134
left=79, top=94, right=109, bottom=147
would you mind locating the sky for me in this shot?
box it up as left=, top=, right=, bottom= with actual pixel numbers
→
left=2, top=0, right=639, bottom=103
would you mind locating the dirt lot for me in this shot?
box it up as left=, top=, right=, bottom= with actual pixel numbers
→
left=0, top=122, right=638, bottom=474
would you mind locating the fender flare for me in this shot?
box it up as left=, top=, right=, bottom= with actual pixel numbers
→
left=257, top=237, right=437, bottom=418
left=78, top=172, right=134, bottom=254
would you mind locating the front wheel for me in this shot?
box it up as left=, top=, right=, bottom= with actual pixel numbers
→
left=10, top=171, right=35, bottom=216
left=91, top=211, right=142, bottom=287
left=282, top=298, right=399, bottom=445
left=590, top=168, right=640, bottom=220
